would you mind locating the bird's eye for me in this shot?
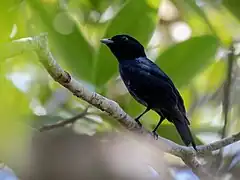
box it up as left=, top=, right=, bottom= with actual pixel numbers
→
left=122, top=36, right=128, bottom=41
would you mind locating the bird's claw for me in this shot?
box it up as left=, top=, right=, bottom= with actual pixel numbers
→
left=152, top=131, right=158, bottom=140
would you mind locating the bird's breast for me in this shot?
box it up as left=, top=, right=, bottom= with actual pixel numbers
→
left=119, top=65, right=148, bottom=106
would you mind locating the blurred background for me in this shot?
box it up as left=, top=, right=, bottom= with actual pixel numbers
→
left=1, top=0, right=240, bottom=179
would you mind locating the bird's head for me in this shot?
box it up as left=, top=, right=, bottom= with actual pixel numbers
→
left=100, top=34, right=146, bottom=61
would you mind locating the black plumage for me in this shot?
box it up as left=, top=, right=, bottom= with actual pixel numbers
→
left=101, top=34, right=197, bottom=151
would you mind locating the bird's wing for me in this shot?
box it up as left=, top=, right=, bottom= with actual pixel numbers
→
left=138, top=58, right=187, bottom=114
left=121, top=58, right=189, bottom=124
left=120, top=61, right=175, bottom=108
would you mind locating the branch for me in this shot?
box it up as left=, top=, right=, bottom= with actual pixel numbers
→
left=216, top=43, right=235, bottom=170
left=39, top=106, right=89, bottom=132
left=197, top=132, right=240, bottom=153
left=222, top=43, right=235, bottom=139
left=3, top=33, right=240, bottom=177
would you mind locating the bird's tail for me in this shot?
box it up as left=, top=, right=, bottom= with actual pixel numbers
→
left=173, top=118, right=197, bottom=151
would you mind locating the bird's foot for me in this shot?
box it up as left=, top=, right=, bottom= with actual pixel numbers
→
left=152, top=131, right=159, bottom=140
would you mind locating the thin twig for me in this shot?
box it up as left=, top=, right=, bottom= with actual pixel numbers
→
left=39, top=106, right=89, bottom=132
left=216, top=44, right=235, bottom=170
left=222, top=43, right=235, bottom=138
left=197, top=132, right=240, bottom=154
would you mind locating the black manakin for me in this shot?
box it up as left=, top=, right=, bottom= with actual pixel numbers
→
left=101, top=34, right=197, bottom=151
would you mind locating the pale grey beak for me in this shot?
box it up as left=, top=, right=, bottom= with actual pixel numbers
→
left=100, top=38, right=114, bottom=44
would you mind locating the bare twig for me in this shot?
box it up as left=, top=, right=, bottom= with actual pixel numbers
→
left=222, top=43, right=235, bottom=139
left=197, top=132, right=240, bottom=154
left=39, top=106, right=89, bottom=132
left=3, top=33, right=240, bottom=177
left=216, top=43, right=235, bottom=170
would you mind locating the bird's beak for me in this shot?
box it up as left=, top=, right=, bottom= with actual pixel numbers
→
left=100, top=38, right=114, bottom=45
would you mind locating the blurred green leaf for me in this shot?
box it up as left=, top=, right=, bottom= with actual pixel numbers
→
left=205, top=60, right=226, bottom=92
left=0, top=0, right=22, bottom=43
left=223, top=0, right=240, bottom=20
left=0, top=65, right=31, bottom=164
left=147, top=0, right=161, bottom=9
left=123, top=95, right=145, bottom=117
left=179, top=87, right=192, bottom=110
left=171, top=0, right=217, bottom=36
left=89, top=0, right=121, bottom=13
left=27, top=0, right=94, bottom=82
left=156, top=35, right=219, bottom=87
left=38, top=83, right=53, bottom=105
left=93, top=0, right=159, bottom=87
left=183, top=0, right=217, bottom=36
left=203, top=6, right=234, bottom=45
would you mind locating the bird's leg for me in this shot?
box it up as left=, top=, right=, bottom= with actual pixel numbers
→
left=135, top=107, right=150, bottom=127
left=152, top=116, right=165, bottom=139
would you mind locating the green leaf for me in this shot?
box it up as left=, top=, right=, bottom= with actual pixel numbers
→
left=171, top=0, right=217, bottom=37
left=223, top=0, right=240, bottom=20
left=27, top=0, right=94, bottom=82
left=0, top=65, right=31, bottom=166
left=94, top=0, right=159, bottom=87
left=183, top=0, right=217, bottom=36
left=155, top=35, right=219, bottom=87
left=204, top=60, right=226, bottom=93
left=89, top=0, right=120, bottom=13
left=0, top=1, right=22, bottom=43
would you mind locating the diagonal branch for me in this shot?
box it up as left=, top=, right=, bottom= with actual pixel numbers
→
left=10, top=34, right=187, bottom=154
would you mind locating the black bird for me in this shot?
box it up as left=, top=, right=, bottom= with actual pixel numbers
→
left=101, top=34, right=197, bottom=150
